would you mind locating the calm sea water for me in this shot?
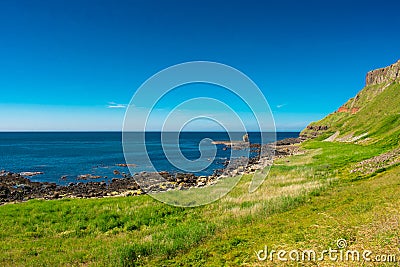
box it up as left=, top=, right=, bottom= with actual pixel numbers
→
left=0, top=132, right=299, bottom=184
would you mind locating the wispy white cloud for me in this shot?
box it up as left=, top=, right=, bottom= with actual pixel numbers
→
left=107, top=102, right=127, bottom=109
left=276, top=103, right=287, bottom=109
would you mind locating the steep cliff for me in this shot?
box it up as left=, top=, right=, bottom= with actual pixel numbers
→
left=365, top=60, right=400, bottom=86
left=300, top=59, right=400, bottom=146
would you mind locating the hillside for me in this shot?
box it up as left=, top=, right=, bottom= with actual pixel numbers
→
left=301, top=60, right=400, bottom=147
left=2, top=62, right=400, bottom=266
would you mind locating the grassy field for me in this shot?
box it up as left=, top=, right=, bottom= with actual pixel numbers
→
left=1, top=139, right=399, bottom=266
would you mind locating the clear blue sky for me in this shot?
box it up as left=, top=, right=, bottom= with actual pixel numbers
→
left=1, top=0, right=399, bottom=131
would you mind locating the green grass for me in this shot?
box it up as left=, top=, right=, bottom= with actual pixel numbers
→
left=301, top=82, right=400, bottom=147
left=1, top=140, right=399, bottom=266
left=0, top=194, right=220, bottom=266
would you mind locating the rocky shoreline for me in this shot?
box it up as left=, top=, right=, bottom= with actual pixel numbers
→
left=0, top=138, right=302, bottom=205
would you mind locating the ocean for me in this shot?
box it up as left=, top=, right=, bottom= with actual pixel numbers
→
left=0, top=132, right=299, bottom=185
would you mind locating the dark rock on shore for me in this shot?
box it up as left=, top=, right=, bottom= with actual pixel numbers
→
left=0, top=138, right=302, bottom=204
left=0, top=170, right=141, bottom=204
left=275, top=137, right=302, bottom=146
left=1, top=169, right=222, bottom=204
left=19, top=171, right=44, bottom=177
left=76, top=174, right=102, bottom=180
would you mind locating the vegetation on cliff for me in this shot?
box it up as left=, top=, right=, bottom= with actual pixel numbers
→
left=301, top=60, right=400, bottom=147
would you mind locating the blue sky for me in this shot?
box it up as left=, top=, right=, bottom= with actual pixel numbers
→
left=1, top=0, right=400, bottom=131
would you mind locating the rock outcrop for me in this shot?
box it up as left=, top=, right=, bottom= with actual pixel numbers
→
left=337, top=106, right=359, bottom=114
left=365, top=59, right=400, bottom=86
left=300, top=125, right=329, bottom=139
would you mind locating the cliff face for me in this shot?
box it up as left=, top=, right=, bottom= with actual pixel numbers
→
left=300, top=59, right=400, bottom=141
left=365, top=60, right=400, bottom=86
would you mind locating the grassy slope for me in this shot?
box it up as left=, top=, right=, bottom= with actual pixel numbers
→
left=301, top=82, right=400, bottom=147
left=163, top=159, right=400, bottom=267
left=1, top=140, right=399, bottom=266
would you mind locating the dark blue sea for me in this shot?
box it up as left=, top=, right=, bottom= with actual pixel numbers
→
left=0, top=132, right=299, bottom=185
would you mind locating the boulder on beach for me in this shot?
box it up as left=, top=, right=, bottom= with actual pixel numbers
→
left=19, top=172, right=43, bottom=177
left=242, top=133, right=249, bottom=142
